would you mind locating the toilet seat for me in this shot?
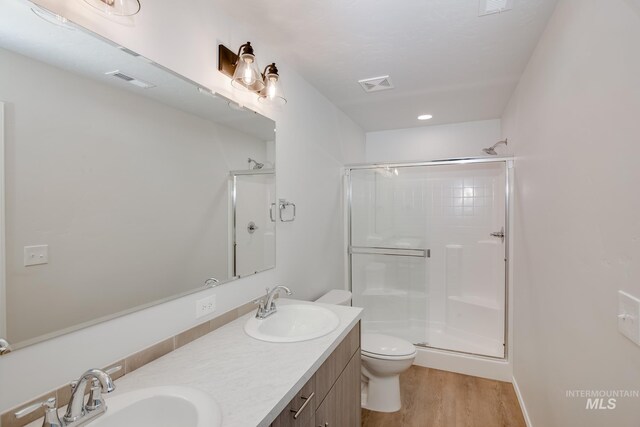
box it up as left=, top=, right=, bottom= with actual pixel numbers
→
left=362, top=351, right=416, bottom=361
left=361, top=333, right=417, bottom=360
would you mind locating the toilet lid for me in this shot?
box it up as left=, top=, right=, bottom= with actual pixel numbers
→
left=361, top=333, right=416, bottom=357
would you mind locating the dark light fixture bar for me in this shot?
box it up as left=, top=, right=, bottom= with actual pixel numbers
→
left=218, top=42, right=287, bottom=106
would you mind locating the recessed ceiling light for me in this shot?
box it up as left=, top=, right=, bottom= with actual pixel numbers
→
left=417, top=114, right=433, bottom=121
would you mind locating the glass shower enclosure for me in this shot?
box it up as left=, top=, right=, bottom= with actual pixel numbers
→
left=348, top=159, right=509, bottom=358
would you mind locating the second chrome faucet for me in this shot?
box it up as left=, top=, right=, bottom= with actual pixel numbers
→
left=254, top=285, right=292, bottom=319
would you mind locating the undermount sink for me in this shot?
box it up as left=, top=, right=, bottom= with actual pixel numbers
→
left=90, top=386, right=221, bottom=427
left=244, top=304, right=340, bottom=343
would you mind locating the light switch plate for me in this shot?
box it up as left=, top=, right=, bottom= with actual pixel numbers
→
left=618, top=290, right=640, bottom=346
left=24, top=245, right=48, bottom=266
left=195, top=295, right=216, bottom=318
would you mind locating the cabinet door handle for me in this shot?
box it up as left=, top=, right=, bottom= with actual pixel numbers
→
left=290, top=392, right=314, bottom=419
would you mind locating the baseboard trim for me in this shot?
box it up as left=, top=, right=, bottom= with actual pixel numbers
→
left=413, top=346, right=512, bottom=382
left=512, top=376, right=532, bottom=427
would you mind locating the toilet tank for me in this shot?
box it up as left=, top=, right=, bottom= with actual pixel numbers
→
left=315, top=290, right=352, bottom=306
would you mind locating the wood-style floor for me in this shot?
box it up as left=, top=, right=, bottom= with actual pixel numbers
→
left=362, top=366, right=527, bottom=427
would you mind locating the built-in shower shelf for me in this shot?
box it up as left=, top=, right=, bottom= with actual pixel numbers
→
left=362, top=288, right=406, bottom=297
left=448, top=295, right=500, bottom=310
left=361, top=288, right=428, bottom=298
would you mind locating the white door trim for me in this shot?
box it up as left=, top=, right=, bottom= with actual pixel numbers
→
left=0, top=101, right=6, bottom=338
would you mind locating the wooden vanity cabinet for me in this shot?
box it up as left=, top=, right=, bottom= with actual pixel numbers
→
left=271, top=376, right=316, bottom=427
left=271, top=322, right=361, bottom=427
left=314, top=353, right=361, bottom=427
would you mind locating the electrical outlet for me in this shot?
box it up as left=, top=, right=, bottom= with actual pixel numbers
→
left=24, top=245, right=48, bottom=266
left=195, top=295, right=216, bottom=318
left=618, top=290, right=640, bottom=346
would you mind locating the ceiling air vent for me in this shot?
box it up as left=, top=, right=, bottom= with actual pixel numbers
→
left=358, top=76, right=394, bottom=93
left=479, top=0, right=513, bottom=16
left=105, top=70, right=156, bottom=89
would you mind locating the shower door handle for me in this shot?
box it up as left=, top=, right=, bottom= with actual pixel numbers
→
left=269, top=203, right=276, bottom=222
left=490, top=227, right=505, bottom=243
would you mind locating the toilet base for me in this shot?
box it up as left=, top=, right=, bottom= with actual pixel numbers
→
left=361, top=374, right=402, bottom=413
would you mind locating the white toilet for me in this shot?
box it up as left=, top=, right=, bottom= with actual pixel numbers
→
left=315, top=289, right=354, bottom=306
left=360, top=333, right=416, bottom=412
left=315, top=290, right=417, bottom=413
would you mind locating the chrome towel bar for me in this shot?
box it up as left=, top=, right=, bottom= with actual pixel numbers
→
left=349, top=246, right=430, bottom=258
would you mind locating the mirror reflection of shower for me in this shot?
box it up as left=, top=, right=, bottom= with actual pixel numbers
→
left=482, top=139, right=508, bottom=155
left=248, top=157, right=264, bottom=170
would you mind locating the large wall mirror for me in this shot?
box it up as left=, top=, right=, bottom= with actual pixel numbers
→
left=0, top=1, right=276, bottom=351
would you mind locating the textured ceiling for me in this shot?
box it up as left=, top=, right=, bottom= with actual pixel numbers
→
left=212, top=0, right=559, bottom=131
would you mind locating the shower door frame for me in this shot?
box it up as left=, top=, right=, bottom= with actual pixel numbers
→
left=346, top=157, right=513, bottom=361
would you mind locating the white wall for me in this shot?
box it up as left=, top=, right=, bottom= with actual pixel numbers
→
left=366, top=119, right=501, bottom=163
left=502, top=1, right=640, bottom=426
left=0, top=0, right=365, bottom=412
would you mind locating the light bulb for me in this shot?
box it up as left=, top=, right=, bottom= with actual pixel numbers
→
left=243, top=66, right=253, bottom=85
left=267, top=77, right=277, bottom=99
left=232, top=46, right=263, bottom=91
left=257, top=63, right=286, bottom=105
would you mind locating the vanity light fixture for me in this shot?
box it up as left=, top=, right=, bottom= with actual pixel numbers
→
left=230, top=42, right=265, bottom=92
left=218, top=43, right=287, bottom=105
left=258, top=63, right=287, bottom=106
left=417, top=114, right=433, bottom=120
left=83, top=0, right=141, bottom=17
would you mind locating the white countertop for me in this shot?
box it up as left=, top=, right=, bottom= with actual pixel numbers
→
left=88, top=299, right=361, bottom=427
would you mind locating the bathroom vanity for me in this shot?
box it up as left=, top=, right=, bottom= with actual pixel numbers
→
left=18, top=300, right=362, bottom=427
left=271, top=319, right=360, bottom=427
left=13, top=300, right=361, bottom=427
left=118, top=301, right=361, bottom=427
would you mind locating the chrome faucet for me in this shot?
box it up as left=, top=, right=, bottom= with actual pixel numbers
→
left=14, top=367, right=118, bottom=427
left=255, top=285, right=292, bottom=319
left=63, top=369, right=116, bottom=426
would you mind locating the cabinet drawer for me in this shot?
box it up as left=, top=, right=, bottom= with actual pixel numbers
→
left=315, top=350, right=361, bottom=427
left=314, top=322, right=360, bottom=406
left=272, top=376, right=316, bottom=427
